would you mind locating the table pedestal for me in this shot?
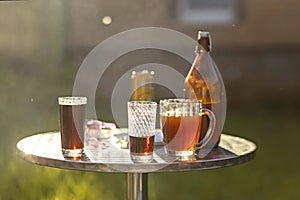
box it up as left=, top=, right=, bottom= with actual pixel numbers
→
left=126, top=173, right=148, bottom=200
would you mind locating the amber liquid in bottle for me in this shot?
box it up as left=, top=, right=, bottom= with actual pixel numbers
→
left=184, top=68, right=221, bottom=148
left=184, top=32, right=221, bottom=148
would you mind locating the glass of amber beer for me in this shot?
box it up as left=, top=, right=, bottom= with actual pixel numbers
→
left=128, top=101, right=157, bottom=163
left=160, top=99, right=215, bottom=161
left=58, top=96, right=87, bottom=157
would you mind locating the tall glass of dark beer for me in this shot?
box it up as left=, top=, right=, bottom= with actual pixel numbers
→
left=58, top=96, right=87, bottom=157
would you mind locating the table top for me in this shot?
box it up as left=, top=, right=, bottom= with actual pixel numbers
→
left=16, top=130, right=256, bottom=173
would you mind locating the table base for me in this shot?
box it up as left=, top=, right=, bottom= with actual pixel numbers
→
left=126, top=173, right=148, bottom=200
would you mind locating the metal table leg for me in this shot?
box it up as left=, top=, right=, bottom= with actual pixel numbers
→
left=126, top=173, right=148, bottom=200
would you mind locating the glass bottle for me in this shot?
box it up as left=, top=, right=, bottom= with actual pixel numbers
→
left=184, top=31, right=226, bottom=148
left=130, top=70, right=155, bottom=101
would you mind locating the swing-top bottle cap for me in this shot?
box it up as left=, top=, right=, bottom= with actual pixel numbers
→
left=198, top=31, right=212, bottom=52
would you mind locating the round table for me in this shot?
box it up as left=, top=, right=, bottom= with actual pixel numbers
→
left=16, top=130, right=256, bottom=200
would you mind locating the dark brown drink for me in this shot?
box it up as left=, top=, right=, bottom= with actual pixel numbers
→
left=58, top=97, right=87, bottom=157
left=129, top=135, right=154, bottom=156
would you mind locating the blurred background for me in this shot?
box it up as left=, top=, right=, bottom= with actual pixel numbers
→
left=1, top=0, right=299, bottom=199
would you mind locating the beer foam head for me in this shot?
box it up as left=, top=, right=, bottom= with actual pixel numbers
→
left=160, top=99, right=203, bottom=117
left=58, top=96, right=87, bottom=105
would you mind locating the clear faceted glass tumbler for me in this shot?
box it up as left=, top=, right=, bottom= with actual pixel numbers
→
left=127, top=101, right=157, bottom=163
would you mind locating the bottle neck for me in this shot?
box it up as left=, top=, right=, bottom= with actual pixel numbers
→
left=195, top=45, right=210, bottom=54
